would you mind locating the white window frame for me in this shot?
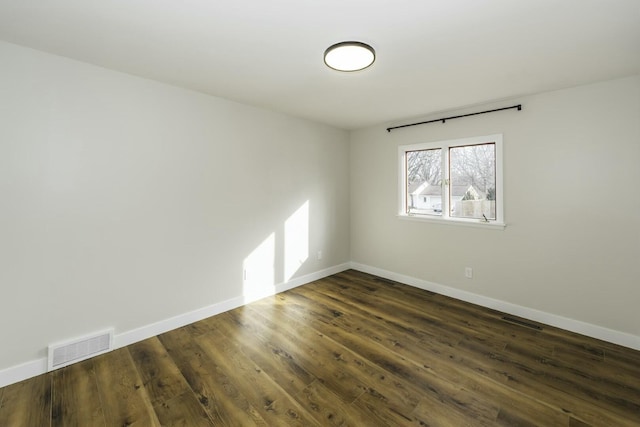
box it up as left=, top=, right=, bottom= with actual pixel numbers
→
left=398, top=134, right=505, bottom=229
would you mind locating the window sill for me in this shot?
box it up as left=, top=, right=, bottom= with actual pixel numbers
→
left=398, top=214, right=506, bottom=230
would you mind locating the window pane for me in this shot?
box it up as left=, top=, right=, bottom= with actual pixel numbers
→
left=449, top=143, right=496, bottom=220
left=406, top=148, right=442, bottom=215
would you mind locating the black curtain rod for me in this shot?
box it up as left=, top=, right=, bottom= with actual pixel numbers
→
left=386, top=104, right=522, bottom=132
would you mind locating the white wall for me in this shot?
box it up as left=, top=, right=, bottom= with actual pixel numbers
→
left=0, top=41, right=350, bottom=373
left=350, top=75, right=640, bottom=341
left=2, top=38, right=638, bottom=384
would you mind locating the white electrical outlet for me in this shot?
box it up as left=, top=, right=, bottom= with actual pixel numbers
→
left=465, top=267, right=473, bottom=279
left=317, top=250, right=323, bottom=260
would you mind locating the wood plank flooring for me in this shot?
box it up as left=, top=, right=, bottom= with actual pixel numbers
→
left=1, top=270, right=639, bottom=426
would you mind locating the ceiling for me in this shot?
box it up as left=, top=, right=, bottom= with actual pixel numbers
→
left=0, top=1, right=638, bottom=130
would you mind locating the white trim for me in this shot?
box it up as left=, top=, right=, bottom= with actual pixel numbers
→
left=4, top=260, right=637, bottom=388
left=349, top=262, right=640, bottom=351
left=397, top=214, right=506, bottom=230
left=0, top=358, right=47, bottom=389
left=115, top=262, right=350, bottom=348
left=276, top=263, right=351, bottom=294
left=113, top=296, right=245, bottom=349
left=0, top=262, right=351, bottom=388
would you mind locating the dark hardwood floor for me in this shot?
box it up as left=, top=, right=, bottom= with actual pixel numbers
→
left=1, top=270, right=639, bottom=426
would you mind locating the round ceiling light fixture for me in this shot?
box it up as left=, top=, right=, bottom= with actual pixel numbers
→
left=324, top=41, right=375, bottom=72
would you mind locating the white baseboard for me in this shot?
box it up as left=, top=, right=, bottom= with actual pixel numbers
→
left=350, top=262, right=640, bottom=351
left=0, top=262, right=351, bottom=389
left=115, top=262, right=350, bottom=349
left=0, top=359, right=47, bottom=390
left=3, top=260, right=636, bottom=389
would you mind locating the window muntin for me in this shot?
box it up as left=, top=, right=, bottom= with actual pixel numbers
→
left=399, top=134, right=503, bottom=226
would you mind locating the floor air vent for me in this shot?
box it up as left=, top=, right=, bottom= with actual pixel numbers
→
left=48, top=329, right=114, bottom=371
left=501, top=316, right=543, bottom=330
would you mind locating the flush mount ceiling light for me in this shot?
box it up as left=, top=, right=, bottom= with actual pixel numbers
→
left=324, top=41, right=375, bottom=72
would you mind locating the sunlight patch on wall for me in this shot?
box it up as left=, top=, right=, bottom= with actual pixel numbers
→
left=242, top=232, right=275, bottom=303
left=284, top=200, right=309, bottom=282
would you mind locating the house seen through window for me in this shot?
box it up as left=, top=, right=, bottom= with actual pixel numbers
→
left=399, top=134, right=504, bottom=226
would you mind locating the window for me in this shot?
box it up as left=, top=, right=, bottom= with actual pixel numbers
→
left=398, top=134, right=504, bottom=227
